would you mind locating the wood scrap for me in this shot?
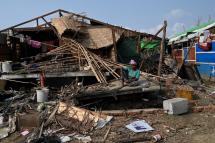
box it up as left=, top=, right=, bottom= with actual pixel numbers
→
left=38, top=122, right=44, bottom=138
left=44, top=104, right=59, bottom=127
left=117, top=137, right=151, bottom=143
left=102, top=127, right=111, bottom=142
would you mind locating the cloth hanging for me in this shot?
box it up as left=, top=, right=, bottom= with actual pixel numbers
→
left=199, top=35, right=206, bottom=43
left=198, top=30, right=212, bottom=51
left=199, top=42, right=212, bottom=51
left=30, top=40, right=41, bottom=48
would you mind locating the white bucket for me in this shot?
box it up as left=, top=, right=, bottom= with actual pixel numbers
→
left=36, top=88, right=49, bottom=103
left=42, top=88, right=49, bottom=97
left=2, top=61, right=12, bottom=73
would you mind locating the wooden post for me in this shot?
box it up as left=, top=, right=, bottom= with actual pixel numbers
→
left=157, top=20, right=167, bottom=76
left=171, top=42, right=174, bottom=58
left=36, top=19, right=39, bottom=27
left=137, top=35, right=141, bottom=54
left=59, top=11, right=63, bottom=17
left=121, top=68, right=124, bottom=87
left=111, top=28, right=117, bottom=62
left=139, top=24, right=165, bottom=70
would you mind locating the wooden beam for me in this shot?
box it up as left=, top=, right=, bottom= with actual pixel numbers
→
left=41, top=17, right=60, bottom=39
left=157, top=20, right=167, bottom=76
left=36, top=19, right=39, bottom=27
left=0, top=71, right=95, bottom=79
left=137, top=35, right=141, bottom=54
left=0, top=8, right=160, bottom=39
left=59, top=9, right=158, bottom=39
left=111, top=28, right=117, bottom=61
left=0, top=9, right=61, bottom=32
left=154, top=25, right=164, bottom=37
left=59, top=11, right=63, bottom=17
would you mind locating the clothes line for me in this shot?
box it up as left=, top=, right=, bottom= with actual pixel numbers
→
left=10, top=35, right=59, bottom=48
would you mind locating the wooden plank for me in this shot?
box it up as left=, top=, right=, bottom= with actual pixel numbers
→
left=77, top=85, right=162, bottom=100
left=0, top=71, right=95, bottom=79
left=58, top=102, right=110, bottom=123
left=102, top=127, right=111, bottom=142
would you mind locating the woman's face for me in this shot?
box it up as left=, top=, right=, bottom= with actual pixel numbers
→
left=132, top=64, right=137, bottom=69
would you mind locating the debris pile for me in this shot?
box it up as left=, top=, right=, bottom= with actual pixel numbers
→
left=0, top=9, right=215, bottom=143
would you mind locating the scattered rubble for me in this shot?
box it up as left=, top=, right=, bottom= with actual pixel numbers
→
left=0, top=9, right=215, bottom=143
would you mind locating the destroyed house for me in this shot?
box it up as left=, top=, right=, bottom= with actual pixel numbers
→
left=0, top=9, right=160, bottom=88
left=168, top=21, right=215, bottom=81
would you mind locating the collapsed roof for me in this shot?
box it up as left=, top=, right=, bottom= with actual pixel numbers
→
left=0, top=9, right=159, bottom=40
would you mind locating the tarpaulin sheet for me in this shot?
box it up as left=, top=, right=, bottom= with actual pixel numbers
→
left=140, top=40, right=160, bottom=49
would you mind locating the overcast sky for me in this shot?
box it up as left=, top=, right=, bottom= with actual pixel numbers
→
left=0, top=0, right=215, bottom=37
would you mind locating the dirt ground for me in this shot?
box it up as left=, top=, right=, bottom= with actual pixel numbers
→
left=91, top=111, right=215, bottom=143
left=2, top=106, right=215, bottom=143
left=2, top=81, right=215, bottom=143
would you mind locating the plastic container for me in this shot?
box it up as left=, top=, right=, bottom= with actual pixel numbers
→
left=176, top=85, right=194, bottom=100
left=2, top=61, right=12, bottom=73
left=36, top=88, right=49, bottom=103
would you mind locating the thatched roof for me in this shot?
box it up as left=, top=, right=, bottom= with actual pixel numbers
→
left=51, top=15, right=81, bottom=36
left=81, top=26, right=120, bottom=49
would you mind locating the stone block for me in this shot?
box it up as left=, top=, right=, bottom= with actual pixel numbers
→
left=163, top=98, right=188, bottom=115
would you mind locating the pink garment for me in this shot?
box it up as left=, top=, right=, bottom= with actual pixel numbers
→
left=30, top=40, right=41, bottom=48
